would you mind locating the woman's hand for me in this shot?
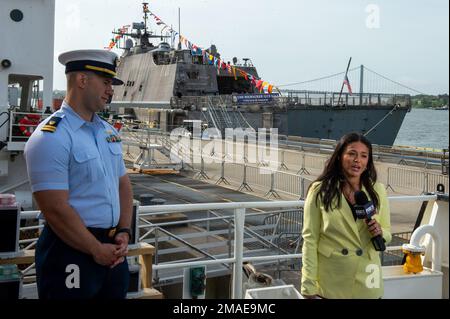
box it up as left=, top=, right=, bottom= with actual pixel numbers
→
left=366, top=219, right=383, bottom=237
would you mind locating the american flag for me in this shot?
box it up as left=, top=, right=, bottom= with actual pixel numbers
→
left=344, top=74, right=353, bottom=95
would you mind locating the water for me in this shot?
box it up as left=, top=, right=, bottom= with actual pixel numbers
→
left=394, top=108, right=449, bottom=150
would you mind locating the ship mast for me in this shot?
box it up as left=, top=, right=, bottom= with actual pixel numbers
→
left=178, top=7, right=182, bottom=50
left=112, top=2, right=171, bottom=50
left=143, top=2, right=149, bottom=37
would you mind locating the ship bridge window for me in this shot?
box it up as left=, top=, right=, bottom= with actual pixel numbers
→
left=217, top=76, right=253, bottom=95
left=153, top=52, right=171, bottom=65
left=187, top=71, right=199, bottom=80
left=158, top=42, right=171, bottom=50
left=192, top=56, right=204, bottom=65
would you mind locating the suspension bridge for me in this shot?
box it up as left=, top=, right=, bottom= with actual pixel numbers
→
left=278, top=65, right=426, bottom=96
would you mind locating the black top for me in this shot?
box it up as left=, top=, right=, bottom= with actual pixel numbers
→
left=345, top=197, right=358, bottom=221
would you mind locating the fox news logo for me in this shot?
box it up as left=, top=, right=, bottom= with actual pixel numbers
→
left=355, top=203, right=375, bottom=219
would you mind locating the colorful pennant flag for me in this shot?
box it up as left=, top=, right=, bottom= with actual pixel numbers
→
left=109, top=8, right=278, bottom=93
left=227, top=63, right=232, bottom=74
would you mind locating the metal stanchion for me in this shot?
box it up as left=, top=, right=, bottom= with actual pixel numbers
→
left=296, top=152, right=310, bottom=175
left=216, top=156, right=230, bottom=186
left=422, top=171, right=429, bottom=194
left=238, top=164, right=253, bottom=192
left=298, top=177, right=306, bottom=200
left=280, top=150, right=288, bottom=170
left=265, top=172, right=281, bottom=199
left=386, top=167, right=395, bottom=192
left=194, top=155, right=209, bottom=180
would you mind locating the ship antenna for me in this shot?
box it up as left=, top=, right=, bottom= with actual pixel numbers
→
left=178, top=7, right=182, bottom=50
left=171, top=24, right=174, bottom=48
left=143, top=2, right=149, bottom=35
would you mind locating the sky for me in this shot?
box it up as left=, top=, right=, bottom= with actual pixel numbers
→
left=53, top=0, right=449, bottom=95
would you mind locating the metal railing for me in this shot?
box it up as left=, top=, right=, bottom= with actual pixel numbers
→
left=386, top=167, right=449, bottom=194
left=15, top=194, right=440, bottom=299
left=120, top=127, right=447, bottom=197
left=8, top=111, right=49, bottom=143
left=170, top=92, right=412, bottom=109
left=140, top=194, right=439, bottom=298
left=120, top=121, right=447, bottom=165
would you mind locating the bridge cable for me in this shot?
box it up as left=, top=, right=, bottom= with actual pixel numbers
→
left=363, top=66, right=427, bottom=95
left=278, top=67, right=360, bottom=88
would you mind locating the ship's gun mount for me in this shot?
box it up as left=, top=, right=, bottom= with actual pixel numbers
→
left=113, top=25, right=171, bottom=51
left=242, top=58, right=254, bottom=67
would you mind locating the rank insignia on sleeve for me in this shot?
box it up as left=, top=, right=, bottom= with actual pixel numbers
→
left=41, top=116, right=63, bottom=133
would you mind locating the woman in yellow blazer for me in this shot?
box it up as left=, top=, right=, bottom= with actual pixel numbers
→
left=301, top=132, right=392, bottom=299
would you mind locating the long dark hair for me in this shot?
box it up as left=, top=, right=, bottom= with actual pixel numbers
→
left=313, top=132, right=379, bottom=212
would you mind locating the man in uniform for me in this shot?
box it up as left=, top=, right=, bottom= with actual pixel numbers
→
left=24, top=49, right=133, bottom=299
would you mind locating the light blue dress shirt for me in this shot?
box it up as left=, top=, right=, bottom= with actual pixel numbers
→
left=24, top=102, right=127, bottom=228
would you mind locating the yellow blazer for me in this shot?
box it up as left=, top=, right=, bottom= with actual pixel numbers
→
left=301, top=181, right=392, bottom=299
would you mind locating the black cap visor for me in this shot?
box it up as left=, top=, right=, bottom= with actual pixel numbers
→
left=65, top=60, right=123, bottom=86
left=102, top=73, right=123, bottom=86
left=111, top=77, right=124, bottom=86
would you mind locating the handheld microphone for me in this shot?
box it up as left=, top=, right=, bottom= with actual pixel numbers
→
left=354, top=191, right=386, bottom=252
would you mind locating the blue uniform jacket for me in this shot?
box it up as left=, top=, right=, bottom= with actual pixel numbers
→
left=24, top=102, right=127, bottom=228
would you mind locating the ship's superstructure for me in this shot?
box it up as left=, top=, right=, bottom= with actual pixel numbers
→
left=111, top=5, right=258, bottom=103
left=0, top=0, right=55, bottom=207
left=110, top=3, right=410, bottom=146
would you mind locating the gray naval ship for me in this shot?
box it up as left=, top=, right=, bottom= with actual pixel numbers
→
left=111, top=4, right=411, bottom=146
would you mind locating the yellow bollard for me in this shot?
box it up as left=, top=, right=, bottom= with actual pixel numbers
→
left=402, top=244, right=426, bottom=274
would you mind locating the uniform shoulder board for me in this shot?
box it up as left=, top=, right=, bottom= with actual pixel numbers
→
left=41, top=114, right=65, bottom=133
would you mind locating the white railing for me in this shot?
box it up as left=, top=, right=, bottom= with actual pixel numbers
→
left=18, top=192, right=441, bottom=299
left=138, top=194, right=438, bottom=299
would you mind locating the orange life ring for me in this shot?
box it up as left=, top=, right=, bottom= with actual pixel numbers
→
left=18, top=114, right=40, bottom=137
